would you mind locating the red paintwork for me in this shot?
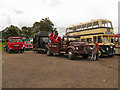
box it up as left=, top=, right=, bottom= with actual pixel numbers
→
left=24, top=41, right=33, bottom=49
left=109, top=34, right=120, bottom=38
left=8, top=37, right=23, bottom=50
left=48, top=33, right=62, bottom=44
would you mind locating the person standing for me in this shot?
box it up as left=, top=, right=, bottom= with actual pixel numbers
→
left=95, top=42, right=99, bottom=60
left=90, top=42, right=98, bottom=61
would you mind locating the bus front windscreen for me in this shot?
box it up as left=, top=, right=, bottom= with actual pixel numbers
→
left=10, top=39, right=22, bottom=42
left=103, top=37, right=110, bottom=43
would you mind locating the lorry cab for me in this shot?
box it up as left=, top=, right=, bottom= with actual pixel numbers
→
left=5, top=37, right=24, bottom=53
left=46, top=34, right=90, bottom=60
left=23, top=39, right=33, bottom=50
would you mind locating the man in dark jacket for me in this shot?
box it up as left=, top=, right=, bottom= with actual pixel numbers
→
left=90, top=42, right=98, bottom=61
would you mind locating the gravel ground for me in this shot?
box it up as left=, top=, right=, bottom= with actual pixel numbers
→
left=2, top=51, right=118, bottom=88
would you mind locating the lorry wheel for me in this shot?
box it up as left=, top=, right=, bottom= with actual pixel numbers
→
left=8, top=50, right=11, bottom=54
left=46, top=49, right=53, bottom=56
left=67, top=49, right=75, bottom=60
left=82, top=54, right=89, bottom=58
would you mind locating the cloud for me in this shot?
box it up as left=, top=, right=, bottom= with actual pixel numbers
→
left=14, top=9, right=24, bottom=15
left=41, top=0, right=61, bottom=7
left=6, top=16, right=12, bottom=24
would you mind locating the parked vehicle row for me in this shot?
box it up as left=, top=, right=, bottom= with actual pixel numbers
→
left=4, top=37, right=33, bottom=53
left=4, top=32, right=119, bottom=60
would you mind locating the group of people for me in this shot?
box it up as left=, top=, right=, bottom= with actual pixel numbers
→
left=90, top=41, right=99, bottom=61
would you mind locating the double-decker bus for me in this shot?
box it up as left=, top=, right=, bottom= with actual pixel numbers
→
left=109, top=34, right=120, bottom=54
left=65, top=19, right=115, bottom=57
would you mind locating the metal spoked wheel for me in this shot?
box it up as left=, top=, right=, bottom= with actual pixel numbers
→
left=67, top=49, right=75, bottom=60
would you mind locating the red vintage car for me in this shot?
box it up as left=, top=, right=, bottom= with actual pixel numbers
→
left=4, top=37, right=24, bottom=53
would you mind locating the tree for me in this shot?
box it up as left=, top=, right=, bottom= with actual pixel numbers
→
left=32, top=17, right=58, bottom=35
left=2, top=25, right=22, bottom=41
left=22, top=26, right=32, bottom=39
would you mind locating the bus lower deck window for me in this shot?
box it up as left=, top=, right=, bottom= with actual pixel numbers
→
left=98, top=36, right=102, bottom=43
left=93, top=36, right=97, bottom=42
left=81, top=39, right=85, bottom=42
left=87, top=38, right=92, bottom=43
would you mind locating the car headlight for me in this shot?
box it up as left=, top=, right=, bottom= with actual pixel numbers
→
left=76, top=47, right=79, bottom=50
left=106, top=47, right=109, bottom=50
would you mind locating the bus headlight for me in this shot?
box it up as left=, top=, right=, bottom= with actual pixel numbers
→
left=106, top=47, right=109, bottom=50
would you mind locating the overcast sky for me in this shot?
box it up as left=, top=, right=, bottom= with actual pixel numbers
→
left=0, top=0, right=119, bottom=36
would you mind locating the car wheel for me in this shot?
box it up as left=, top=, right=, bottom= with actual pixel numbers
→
left=67, top=49, right=75, bottom=60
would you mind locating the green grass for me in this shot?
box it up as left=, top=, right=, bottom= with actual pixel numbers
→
left=0, top=42, right=7, bottom=51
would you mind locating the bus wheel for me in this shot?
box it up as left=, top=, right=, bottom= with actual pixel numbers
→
left=67, top=49, right=75, bottom=60
left=99, top=50, right=103, bottom=57
left=46, top=49, right=53, bottom=56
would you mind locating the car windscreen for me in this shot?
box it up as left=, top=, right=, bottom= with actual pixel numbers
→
left=43, top=37, right=48, bottom=43
left=10, top=39, right=22, bottom=42
left=25, top=41, right=31, bottom=44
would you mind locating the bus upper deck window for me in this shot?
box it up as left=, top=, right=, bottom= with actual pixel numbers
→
left=108, top=22, right=112, bottom=28
left=98, top=36, right=102, bottom=43
left=102, top=21, right=107, bottom=27
left=93, top=21, right=99, bottom=28
left=69, top=28, right=73, bottom=32
left=73, top=27, right=77, bottom=31
left=77, top=25, right=81, bottom=30
left=87, top=23, right=92, bottom=28
left=66, top=29, right=69, bottom=32
left=82, top=24, right=87, bottom=30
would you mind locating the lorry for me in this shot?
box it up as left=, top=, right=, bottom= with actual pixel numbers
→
left=4, top=37, right=24, bottom=53
left=23, top=39, right=33, bottom=51
left=33, top=31, right=49, bottom=53
left=46, top=33, right=91, bottom=60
